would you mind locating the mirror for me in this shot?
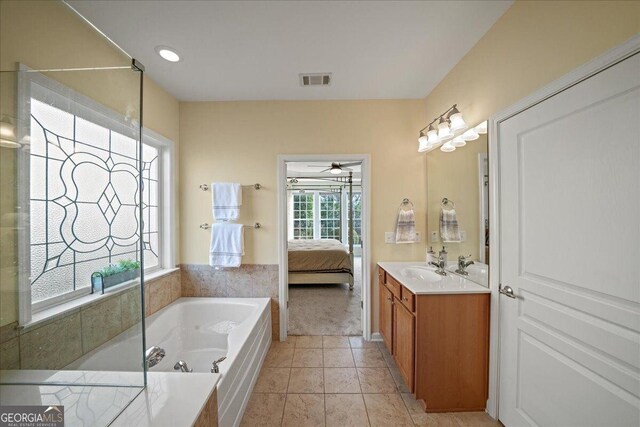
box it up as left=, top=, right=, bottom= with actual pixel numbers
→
left=426, top=129, right=489, bottom=287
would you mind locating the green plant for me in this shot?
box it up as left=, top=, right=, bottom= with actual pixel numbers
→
left=98, top=259, right=141, bottom=277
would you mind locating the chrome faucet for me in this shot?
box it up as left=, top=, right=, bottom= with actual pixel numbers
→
left=174, top=360, right=193, bottom=373
left=428, top=256, right=447, bottom=276
left=211, top=356, right=226, bottom=373
left=145, top=346, right=166, bottom=368
left=456, top=255, right=474, bottom=275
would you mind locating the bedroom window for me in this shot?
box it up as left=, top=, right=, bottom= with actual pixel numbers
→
left=319, top=193, right=341, bottom=240
left=19, top=70, right=175, bottom=318
left=292, top=193, right=314, bottom=239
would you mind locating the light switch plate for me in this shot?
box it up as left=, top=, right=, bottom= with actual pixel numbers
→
left=385, top=232, right=395, bottom=243
left=430, top=231, right=439, bottom=243
left=460, top=230, right=467, bottom=242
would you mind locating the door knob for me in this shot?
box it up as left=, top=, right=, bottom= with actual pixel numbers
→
left=499, top=285, right=516, bottom=299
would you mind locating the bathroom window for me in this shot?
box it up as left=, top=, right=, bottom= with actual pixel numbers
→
left=292, top=193, right=314, bottom=239
left=319, top=193, right=341, bottom=240
left=18, top=71, right=175, bottom=317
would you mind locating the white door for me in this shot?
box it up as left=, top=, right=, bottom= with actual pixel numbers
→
left=498, top=53, right=640, bottom=426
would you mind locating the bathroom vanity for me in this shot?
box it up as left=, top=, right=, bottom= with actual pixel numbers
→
left=378, top=261, right=490, bottom=412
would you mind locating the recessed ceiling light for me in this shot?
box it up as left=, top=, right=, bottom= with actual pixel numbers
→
left=155, top=46, right=181, bottom=62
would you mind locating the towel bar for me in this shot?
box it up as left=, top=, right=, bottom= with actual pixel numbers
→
left=200, top=222, right=261, bottom=230
left=200, top=183, right=261, bottom=191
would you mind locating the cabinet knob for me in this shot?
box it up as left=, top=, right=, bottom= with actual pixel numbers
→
left=402, top=297, right=408, bottom=301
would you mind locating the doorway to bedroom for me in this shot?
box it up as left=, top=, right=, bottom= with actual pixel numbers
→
left=277, top=155, right=370, bottom=340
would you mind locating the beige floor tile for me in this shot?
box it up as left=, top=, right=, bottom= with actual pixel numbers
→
left=263, top=347, right=294, bottom=367
left=294, top=335, right=323, bottom=348
left=281, top=393, right=325, bottom=427
left=323, top=335, right=351, bottom=348
left=287, top=367, right=324, bottom=393
left=272, top=335, right=297, bottom=349
left=412, top=413, right=461, bottom=427
left=349, top=336, right=377, bottom=348
left=400, top=392, right=424, bottom=415
left=352, top=348, right=386, bottom=367
left=324, top=348, right=355, bottom=367
left=363, top=393, right=413, bottom=427
left=324, top=368, right=361, bottom=393
left=240, top=393, right=286, bottom=426
left=357, top=368, right=397, bottom=393
left=254, top=367, right=291, bottom=393
left=292, top=348, right=323, bottom=367
left=325, top=393, right=370, bottom=427
left=452, top=412, right=501, bottom=427
left=388, top=365, right=410, bottom=393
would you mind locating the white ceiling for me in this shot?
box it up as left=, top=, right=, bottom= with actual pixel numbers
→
left=67, top=1, right=511, bottom=102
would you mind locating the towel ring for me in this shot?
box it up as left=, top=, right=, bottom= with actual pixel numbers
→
left=400, top=198, right=414, bottom=208
left=441, top=197, right=455, bottom=208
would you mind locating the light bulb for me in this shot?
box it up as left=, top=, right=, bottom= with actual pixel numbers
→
left=475, top=121, right=488, bottom=134
left=462, top=128, right=479, bottom=141
left=440, top=142, right=456, bottom=152
left=451, top=136, right=466, bottom=148
left=448, top=107, right=467, bottom=132
left=437, top=117, right=452, bottom=141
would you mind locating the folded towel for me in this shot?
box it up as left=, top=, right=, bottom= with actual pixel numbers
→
left=212, top=182, right=242, bottom=221
left=210, top=223, right=244, bottom=267
left=440, top=208, right=461, bottom=243
left=395, top=209, right=417, bottom=244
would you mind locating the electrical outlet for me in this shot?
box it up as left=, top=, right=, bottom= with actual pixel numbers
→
left=415, top=232, right=421, bottom=242
left=385, top=232, right=395, bottom=243
left=430, top=231, right=439, bottom=243
left=460, top=230, right=467, bottom=242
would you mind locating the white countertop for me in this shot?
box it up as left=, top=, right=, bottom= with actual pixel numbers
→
left=378, top=262, right=491, bottom=295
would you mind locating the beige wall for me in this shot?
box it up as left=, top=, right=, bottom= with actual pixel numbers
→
left=423, top=0, right=640, bottom=127
left=0, top=1, right=180, bottom=327
left=427, top=135, right=487, bottom=262
left=179, top=100, right=428, bottom=327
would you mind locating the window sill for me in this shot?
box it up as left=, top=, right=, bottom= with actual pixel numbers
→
left=21, top=267, right=180, bottom=331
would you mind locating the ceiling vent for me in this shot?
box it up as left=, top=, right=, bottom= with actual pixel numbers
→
left=300, top=73, right=332, bottom=87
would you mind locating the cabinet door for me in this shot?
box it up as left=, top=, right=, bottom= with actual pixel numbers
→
left=393, top=300, right=415, bottom=391
left=379, top=285, right=394, bottom=353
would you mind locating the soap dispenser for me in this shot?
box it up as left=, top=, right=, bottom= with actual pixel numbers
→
left=426, top=247, right=436, bottom=265
left=439, top=246, right=448, bottom=265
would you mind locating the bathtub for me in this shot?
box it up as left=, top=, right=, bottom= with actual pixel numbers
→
left=67, top=297, right=272, bottom=427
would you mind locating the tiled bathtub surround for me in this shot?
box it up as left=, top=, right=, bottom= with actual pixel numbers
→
left=0, top=270, right=181, bottom=371
left=181, top=264, right=280, bottom=339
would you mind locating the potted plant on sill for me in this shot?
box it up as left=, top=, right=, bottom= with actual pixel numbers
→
left=91, top=259, right=141, bottom=294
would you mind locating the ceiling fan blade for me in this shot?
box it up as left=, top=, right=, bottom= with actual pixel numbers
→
left=307, top=165, right=328, bottom=168
left=340, top=162, right=361, bottom=167
left=319, top=168, right=331, bottom=173
left=342, top=167, right=353, bottom=172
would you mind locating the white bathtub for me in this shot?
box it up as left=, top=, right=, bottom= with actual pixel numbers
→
left=67, top=297, right=272, bottom=427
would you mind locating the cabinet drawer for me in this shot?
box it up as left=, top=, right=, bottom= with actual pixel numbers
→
left=386, top=275, right=402, bottom=299
left=400, top=286, right=415, bottom=312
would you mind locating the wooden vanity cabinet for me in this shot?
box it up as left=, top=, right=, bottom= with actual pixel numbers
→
left=378, top=266, right=490, bottom=412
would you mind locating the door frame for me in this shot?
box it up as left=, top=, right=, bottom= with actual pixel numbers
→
left=277, top=154, right=372, bottom=342
left=486, top=34, right=640, bottom=420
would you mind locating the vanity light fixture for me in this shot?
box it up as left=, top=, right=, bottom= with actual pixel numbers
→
left=448, top=106, right=467, bottom=132
left=155, top=46, right=181, bottom=62
left=474, top=120, right=488, bottom=134
left=451, top=136, right=467, bottom=148
left=417, top=104, right=466, bottom=152
left=437, top=116, right=453, bottom=141
left=426, top=124, right=439, bottom=145
left=440, top=141, right=456, bottom=152
left=461, top=128, right=479, bottom=141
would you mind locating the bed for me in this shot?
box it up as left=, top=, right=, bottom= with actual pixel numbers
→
left=288, top=239, right=354, bottom=290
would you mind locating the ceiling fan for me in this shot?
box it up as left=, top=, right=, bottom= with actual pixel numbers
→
left=308, top=162, right=360, bottom=175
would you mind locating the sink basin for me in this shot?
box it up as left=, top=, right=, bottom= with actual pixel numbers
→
left=400, top=266, right=443, bottom=283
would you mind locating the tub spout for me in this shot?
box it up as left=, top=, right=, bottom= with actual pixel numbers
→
left=174, top=360, right=193, bottom=373
left=211, top=357, right=226, bottom=373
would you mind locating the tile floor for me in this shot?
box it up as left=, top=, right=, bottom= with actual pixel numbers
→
left=241, top=335, right=502, bottom=427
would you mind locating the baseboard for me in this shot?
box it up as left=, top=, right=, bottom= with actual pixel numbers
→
left=370, top=332, right=383, bottom=342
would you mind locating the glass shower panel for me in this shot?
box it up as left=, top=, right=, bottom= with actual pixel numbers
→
left=0, top=65, right=146, bottom=427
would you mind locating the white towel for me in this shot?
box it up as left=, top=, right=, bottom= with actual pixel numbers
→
left=212, top=182, right=242, bottom=221
left=395, top=209, right=417, bottom=243
left=209, top=223, right=244, bottom=267
left=440, top=208, right=461, bottom=243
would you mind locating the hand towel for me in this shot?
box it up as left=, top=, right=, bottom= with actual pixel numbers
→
left=212, top=182, right=242, bottom=221
left=210, top=223, right=244, bottom=267
left=395, top=209, right=417, bottom=243
left=440, top=208, right=461, bottom=243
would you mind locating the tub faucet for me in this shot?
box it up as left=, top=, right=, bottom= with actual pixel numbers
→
left=456, top=255, right=474, bottom=276
left=174, top=360, right=193, bottom=373
left=428, top=256, right=447, bottom=276
left=145, top=346, right=166, bottom=368
left=211, top=357, right=226, bottom=373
